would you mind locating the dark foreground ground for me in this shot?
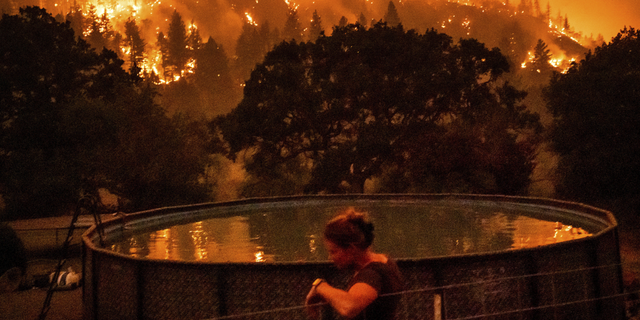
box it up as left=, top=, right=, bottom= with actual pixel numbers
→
left=0, top=256, right=83, bottom=320
left=3, top=218, right=640, bottom=320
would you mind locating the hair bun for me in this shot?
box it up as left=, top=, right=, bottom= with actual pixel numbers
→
left=324, top=208, right=375, bottom=249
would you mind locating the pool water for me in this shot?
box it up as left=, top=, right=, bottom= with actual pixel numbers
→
left=107, top=202, right=591, bottom=263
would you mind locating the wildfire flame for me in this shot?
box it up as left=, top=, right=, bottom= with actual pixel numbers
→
left=283, top=0, right=300, bottom=10
left=47, top=0, right=587, bottom=85
left=245, top=12, right=258, bottom=26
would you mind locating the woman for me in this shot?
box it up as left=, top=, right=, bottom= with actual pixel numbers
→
left=305, top=209, right=403, bottom=320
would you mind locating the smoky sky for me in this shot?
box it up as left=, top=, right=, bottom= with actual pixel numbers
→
left=32, top=0, right=639, bottom=56
left=551, top=0, right=640, bottom=40
left=151, top=0, right=639, bottom=52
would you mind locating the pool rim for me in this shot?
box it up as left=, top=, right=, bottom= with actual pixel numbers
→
left=82, top=193, right=618, bottom=266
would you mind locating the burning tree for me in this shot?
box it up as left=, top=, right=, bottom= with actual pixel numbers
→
left=217, top=23, right=542, bottom=195
left=159, top=10, right=190, bottom=80
left=530, top=38, right=552, bottom=74
left=124, top=17, right=146, bottom=72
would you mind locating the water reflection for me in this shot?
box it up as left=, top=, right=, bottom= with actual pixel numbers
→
left=107, top=204, right=592, bottom=262
left=147, top=228, right=170, bottom=260
left=190, top=222, right=208, bottom=261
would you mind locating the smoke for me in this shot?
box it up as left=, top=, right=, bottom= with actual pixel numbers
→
left=550, top=0, right=640, bottom=40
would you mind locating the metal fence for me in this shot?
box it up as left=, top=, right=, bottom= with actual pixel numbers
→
left=82, top=223, right=624, bottom=320
left=81, top=195, right=625, bottom=320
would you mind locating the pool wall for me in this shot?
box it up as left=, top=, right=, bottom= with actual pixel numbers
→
left=82, top=194, right=624, bottom=319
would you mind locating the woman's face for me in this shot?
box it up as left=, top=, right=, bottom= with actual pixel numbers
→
left=325, top=240, right=355, bottom=270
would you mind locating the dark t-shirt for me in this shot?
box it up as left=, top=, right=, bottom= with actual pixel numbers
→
left=347, top=259, right=404, bottom=320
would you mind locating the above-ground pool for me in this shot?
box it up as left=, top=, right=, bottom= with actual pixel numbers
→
left=82, top=194, right=624, bottom=320
left=106, top=198, right=593, bottom=263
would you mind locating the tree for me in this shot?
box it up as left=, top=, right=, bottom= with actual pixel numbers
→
left=235, top=22, right=263, bottom=82
left=166, top=10, right=189, bottom=77
left=545, top=27, right=640, bottom=218
left=259, top=20, right=278, bottom=52
left=357, top=12, right=367, bottom=26
left=102, top=89, right=213, bottom=212
left=283, top=8, right=302, bottom=42
left=530, top=39, right=552, bottom=74
left=98, top=9, right=117, bottom=52
left=156, top=31, right=170, bottom=80
left=533, top=0, right=541, bottom=17
left=66, top=4, right=85, bottom=39
left=338, top=16, right=348, bottom=28
left=86, top=5, right=107, bottom=50
left=0, top=7, right=214, bottom=219
left=124, top=17, right=146, bottom=73
left=545, top=2, right=551, bottom=21
left=217, top=23, right=542, bottom=195
left=187, top=19, right=202, bottom=52
left=383, top=1, right=401, bottom=27
left=194, top=37, right=239, bottom=115
left=0, top=6, right=128, bottom=219
left=308, top=10, right=323, bottom=42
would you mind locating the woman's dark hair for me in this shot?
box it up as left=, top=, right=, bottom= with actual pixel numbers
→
left=324, top=209, right=374, bottom=249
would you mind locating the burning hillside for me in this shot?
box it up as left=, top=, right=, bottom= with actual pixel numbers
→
left=8, top=0, right=592, bottom=81
left=1, top=0, right=598, bottom=117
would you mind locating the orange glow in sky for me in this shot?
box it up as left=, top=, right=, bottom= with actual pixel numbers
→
left=552, top=0, right=640, bottom=40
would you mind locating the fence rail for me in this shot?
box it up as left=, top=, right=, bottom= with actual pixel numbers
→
left=83, top=246, right=626, bottom=320
left=197, top=267, right=639, bottom=320
left=81, top=195, right=624, bottom=320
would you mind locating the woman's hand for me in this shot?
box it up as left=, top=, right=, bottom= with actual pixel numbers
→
left=305, top=284, right=326, bottom=319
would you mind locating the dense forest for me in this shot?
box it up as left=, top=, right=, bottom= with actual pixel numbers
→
left=1, top=2, right=639, bottom=226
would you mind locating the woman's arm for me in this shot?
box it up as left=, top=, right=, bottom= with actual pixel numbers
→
left=308, top=281, right=378, bottom=319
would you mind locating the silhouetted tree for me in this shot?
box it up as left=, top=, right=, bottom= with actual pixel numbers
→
left=235, top=22, right=262, bottom=81
left=156, top=31, right=170, bottom=79
left=0, top=7, right=213, bottom=219
left=533, top=0, right=541, bottom=17
left=259, top=20, right=278, bottom=52
left=0, top=6, right=127, bottom=219
left=166, top=10, right=189, bottom=77
left=283, top=8, right=302, bottom=42
left=217, top=23, right=542, bottom=195
left=530, top=39, right=552, bottom=74
left=383, top=1, right=400, bottom=27
left=124, top=17, right=146, bottom=73
left=338, top=16, right=348, bottom=27
left=545, top=2, right=551, bottom=21
left=194, top=37, right=239, bottom=115
left=308, top=10, right=323, bottom=42
left=545, top=27, right=640, bottom=218
left=66, top=4, right=85, bottom=39
left=357, top=12, right=367, bottom=26
left=112, top=31, right=123, bottom=58
left=86, top=5, right=107, bottom=50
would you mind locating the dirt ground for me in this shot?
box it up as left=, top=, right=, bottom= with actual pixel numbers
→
left=0, top=257, right=83, bottom=320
